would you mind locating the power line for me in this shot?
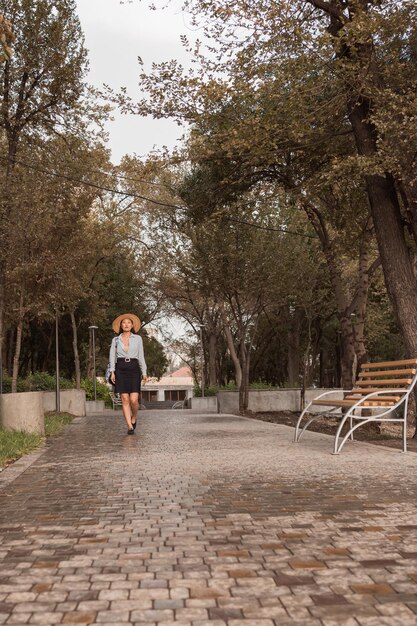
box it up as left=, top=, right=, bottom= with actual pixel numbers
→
left=0, top=154, right=183, bottom=210
left=228, top=216, right=317, bottom=239
left=89, top=164, right=176, bottom=192
left=0, top=153, right=316, bottom=239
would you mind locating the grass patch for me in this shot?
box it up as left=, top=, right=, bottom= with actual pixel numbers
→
left=44, top=411, right=74, bottom=437
left=0, top=412, right=74, bottom=470
left=0, top=430, right=43, bottom=469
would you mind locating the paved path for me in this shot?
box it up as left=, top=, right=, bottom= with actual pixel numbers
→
left=1, top=410, right=417, bottom=626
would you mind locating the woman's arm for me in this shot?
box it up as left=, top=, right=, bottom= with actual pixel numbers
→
left=138, top=336, right=147, bottom=377
left=109, top=337, right=117, bottom=371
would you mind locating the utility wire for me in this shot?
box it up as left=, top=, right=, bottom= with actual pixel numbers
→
left=0, top=153, right=317, bottom=239
left=87, top=163, right=176, bottom=191
left=227, top=216, right=317, bottom=239
left=0, top=154, right=183, bottom=210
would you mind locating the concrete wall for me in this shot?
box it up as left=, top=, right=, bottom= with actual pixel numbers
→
left=189, top=397, right=218, bottom=412
left=85, top=400, right=105, bottom=414
left=217, top=391, right=239, bottom=414
left=0, top=389, right=87, bottom=435
left=217, top=389, right=343, bottom=414
left=249, top=389, right=300, bottom=412
left=0, top=391, right=45, bottom=435
left=42, top=390, right=86, bottom=416
left=303, top=389, right=344, bottom=410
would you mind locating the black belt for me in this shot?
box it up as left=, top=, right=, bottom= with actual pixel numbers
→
left=117, top=357, right=138, bottom=363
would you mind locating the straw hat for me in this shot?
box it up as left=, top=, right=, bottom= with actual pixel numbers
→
left=112, top=313, right=141, bottom=333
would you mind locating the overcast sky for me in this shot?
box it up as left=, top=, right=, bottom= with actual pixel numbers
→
left=75, top=0, right=193, bottom=163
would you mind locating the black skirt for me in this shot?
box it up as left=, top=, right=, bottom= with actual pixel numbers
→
left=114, top=358, right=141, bottom=394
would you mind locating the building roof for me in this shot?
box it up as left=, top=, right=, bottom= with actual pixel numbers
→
left=143, top=365, right=194, bottom=390
left=169, top=366, right=193, bottom=378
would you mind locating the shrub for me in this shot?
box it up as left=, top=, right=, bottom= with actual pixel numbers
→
left=80, top=378, right=112, bottom=406
left=0, top=373, right=25, bottom=393
left=193, top=385, right=219, bottom=397
left=24, top=372, right=74, bottom=391
left=1, top=371, right=74, bottom=393
left=220, top=382, right=238, bottom=391
left=249, top=381, right=276, bottom=390
left=195, top=381, right=284, bottom=394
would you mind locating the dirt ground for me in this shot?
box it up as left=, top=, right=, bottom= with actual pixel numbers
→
left=246, top=410, right=417, bottom=452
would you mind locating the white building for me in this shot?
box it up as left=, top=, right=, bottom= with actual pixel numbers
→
left=141, top=366, right=194, bottom=402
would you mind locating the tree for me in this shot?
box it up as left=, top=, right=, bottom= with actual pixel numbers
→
left=302, top=0, right=417, bottom=359
left=0, top=0, right=91, bottom=363
left=146, top=161, right=327, bottom=409
left=125, top=0, right=417, bottom=364
left=0, top=14, right=14, bottom=63
left=142, top=333, right=169, bottom=379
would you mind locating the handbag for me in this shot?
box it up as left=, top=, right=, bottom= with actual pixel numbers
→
left=105, top=363, right=113, bottom=385
left=106, top=339, right=117, bottom=385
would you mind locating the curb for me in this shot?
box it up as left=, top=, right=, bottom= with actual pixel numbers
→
left=0, top=416, right=84, bottom=491
left=0, top=444, right=47, bottom=491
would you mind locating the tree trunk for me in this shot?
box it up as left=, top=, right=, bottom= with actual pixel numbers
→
left=309, top=319, right=321, bottom=387
left=70, top=309, right=81, bottom=389
left=7, top=327, right=14, bottom=375
left=220, top=310, right=242, bottom=387
left=304, top=204, right=356, bottom=389
left=11, top=292, right=24, bottom=394
left=335, top=341, right=341, bottom=388
left=366, top=174, right=417, bottom=355
left=287, top=308, right=302, bottom=386
left=398, top=179, right=417, bottom=247
left=208, top=332, right=217, bottom=386
left=239, top=352, right=250, bottom=414
left=239, top=338, right=251, bottom=413
left=349, top=222, right=377, bottom=371
left=337, top=315, right=356, bottom=390
left=0, top=284, right=4, bottom=389
left=0, top=128, right=20, bottom=359
left=350, top=105, right=417, bottom=354
left=344, top=28, right=417, bottom=357
left=307, top=0, right=417, bottom=430
left=42, top=325, right=54, bottom=371
left=300, top=313, right=314, bottom=410
left=319, top=347, right=332, bottom=387
left=86, top=339, right=93, bottom=379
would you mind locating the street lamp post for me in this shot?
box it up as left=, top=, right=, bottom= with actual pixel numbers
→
left=89, top=325, right=98, bottom=402
left=197, top=324, right=205, bottom=398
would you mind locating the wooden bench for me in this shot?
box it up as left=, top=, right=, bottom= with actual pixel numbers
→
left=294, top=359, right=417, bottom=454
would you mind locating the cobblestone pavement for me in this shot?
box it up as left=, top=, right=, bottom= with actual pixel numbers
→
left=1, top=410, right=417, bottom=626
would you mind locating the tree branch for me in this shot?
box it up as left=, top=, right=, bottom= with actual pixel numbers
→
left=306, top=0, right=345, bottom=21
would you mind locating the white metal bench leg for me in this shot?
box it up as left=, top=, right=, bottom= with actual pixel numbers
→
left=332, top=408, right=355, bottom=455
left=295, top=403, right=314, bottom=442
left=402, top=398, right=408, bottom=453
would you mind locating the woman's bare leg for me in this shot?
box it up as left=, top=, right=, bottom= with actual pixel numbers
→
left=130, top=393, right=139, bottom=425
left=120, top=393, right=133, bottom=429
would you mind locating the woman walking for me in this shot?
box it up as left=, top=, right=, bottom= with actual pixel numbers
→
left=109, top=313, right=147, bottom=434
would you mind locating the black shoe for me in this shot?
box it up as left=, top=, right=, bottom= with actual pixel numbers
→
left=131, top=419, right=137, bottom=430
left=127, top=428, right=135, bottom=435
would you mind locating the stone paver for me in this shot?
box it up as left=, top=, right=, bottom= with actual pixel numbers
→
left=1, top=411, right=417, bottom=625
